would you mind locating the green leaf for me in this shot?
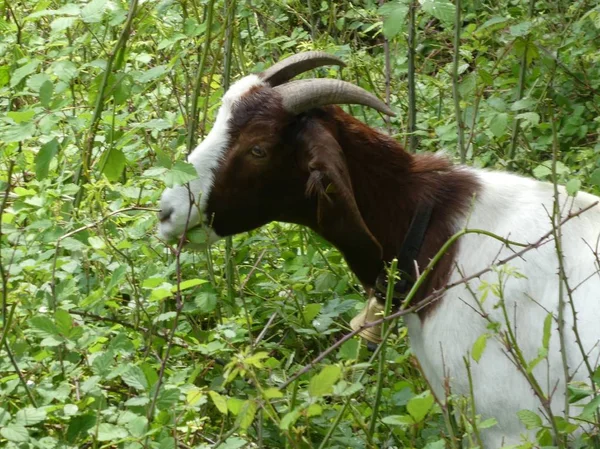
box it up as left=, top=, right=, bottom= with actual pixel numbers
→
left=566, top=179, right=581, bottom=196
left=177, top=279, right=209, bottom=291
left=96, top=423, right=128, bottom=441
left=236, top=400, right=258, bottom=430
left=10, top=60, right=39, bottom=87
left=580, top=395, right=600, bottom=420
left=381, top=414, right=414, bottom=426
left=542, top=312, right=552, bottom=351
left=29, top=316, right=61, bottom=338
left=0, top=424, right=29, bottom=442
left=421, top=0, right=455, bottom=26
left=100, top=148, right=126, bottom=182
left=121, top=366, right=148, bottom=391
left=51, top=60, right=78, bottom=82
left=15, top=408, right=46, bottom=426
left=55, top=309, right=73, bottom=335
left=308, top=365, right=341, bottom=397
left=472, top=333, right=489, bottom=363
left=1, top=122, right=36, bottom=142
left=209, top=391, right=228, bottom=415
left=515, top=112, right=540, bottom=128
left=7, top=110, right=35, bottom=123
left=163, top=161, right=198, bottom=188
left=36, top=138, right=59, bottom=180
left=509, top=21, right=532, bottom=36
left=407, top=390, right=434, bottom=423
left=338, top=338, right=360, bottom=361
left=157, top=388, right=180, bottom=410
left=590, top=168, right=600, bottom=187
left=39, top=80, right=54, bottom=107
left=138, top=65, right=169, bottom=84
left=66, top=414, right=96, bottom=443
left=517, top=409, right=542, bottom=429
left=380, top=2, right=408, bottom=39
left=279, top=408, right=301, bottom=430
left=220, top=437, right=247, bottom=449
left=303, top=303, right=321, bottom=322
left=195, top=292, right=217, bottom=313
left=489, top=113, right=508, bottom=138
left=81, top=0, right=107, bottom=23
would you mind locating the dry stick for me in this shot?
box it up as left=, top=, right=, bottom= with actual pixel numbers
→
left=406, top=0, right=417, bottom=153
left=278, top=202, right=597, bottom=391
left=452, top=0, right=466, bottom=163
left=75, top=0, right=139, bottom=206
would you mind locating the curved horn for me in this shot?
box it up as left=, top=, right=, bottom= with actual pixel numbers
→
left=260, top=51, right=345, bottom=87
left=273, top=79, right=396, bottom=117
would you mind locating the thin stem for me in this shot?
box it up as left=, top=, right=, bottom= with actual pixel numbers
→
left=452, top=0, right=466, bottom=163
left=406, top=0, right=417, bottom=153
left=187, top=0, right=216, bottom=153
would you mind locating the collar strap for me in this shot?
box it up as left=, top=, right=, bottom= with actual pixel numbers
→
left=375, top=201, right=433, bottom=302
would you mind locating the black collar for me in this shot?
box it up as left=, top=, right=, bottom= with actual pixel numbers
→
left=375, top=201, right=433, bottom=303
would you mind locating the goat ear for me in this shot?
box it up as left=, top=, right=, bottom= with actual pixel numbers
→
left=300, top=122, right=382, bottom=282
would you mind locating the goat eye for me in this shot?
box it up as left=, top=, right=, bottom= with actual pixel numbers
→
left=250, top=146, right=266, bottom=158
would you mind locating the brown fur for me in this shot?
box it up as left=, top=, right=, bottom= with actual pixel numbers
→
left=205, top=88, right=481, bottom=317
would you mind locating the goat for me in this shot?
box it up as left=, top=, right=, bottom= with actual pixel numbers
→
left=158, top=52, right=600, bottom=447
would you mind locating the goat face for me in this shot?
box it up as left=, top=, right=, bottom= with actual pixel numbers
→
left=157, top=52, right=394, bottom=251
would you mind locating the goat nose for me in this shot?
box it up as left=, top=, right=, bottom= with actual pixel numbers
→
left=159, top=207, right=174, bottom=223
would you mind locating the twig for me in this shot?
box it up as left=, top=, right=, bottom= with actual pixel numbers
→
left=406, top=0, right=417, bottom=153
left=452, top=0, right=466, bottom=163
left=278, top=203, right=597, bottom=391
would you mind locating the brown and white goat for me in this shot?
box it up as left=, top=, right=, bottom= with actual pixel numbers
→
left=158, top=52, right=600, bottom=447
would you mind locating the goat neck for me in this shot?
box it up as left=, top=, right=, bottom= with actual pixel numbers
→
left=312, top=106, right=480, bottom=305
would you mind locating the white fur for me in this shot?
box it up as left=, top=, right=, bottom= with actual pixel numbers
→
left=158, top=74, right=265, bottom=241
left=407, top=169, right=600, bottom=447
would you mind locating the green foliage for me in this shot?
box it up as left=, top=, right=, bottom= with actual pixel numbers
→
left=1, top=0, right=599, bottom=448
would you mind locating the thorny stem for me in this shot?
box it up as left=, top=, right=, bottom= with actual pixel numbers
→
left=1, top=158, right=15, bottom=323
left=279, top=203, right=597, bottom=391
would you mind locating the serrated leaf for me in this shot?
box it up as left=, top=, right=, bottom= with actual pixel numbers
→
left=421, top=0, right=455, bottom=26
left=29, top=316, right=60, bottom=338
left=138, top=65, right=169, bottom=83
left=51, top=60, right=78, bottom=82
left=263, top=387, right=283, bottom=399
left=380, top=2, right=408, bottom=38
left=517, top=409, right=542, bottom=429
left=195, top=292, right=216, bottom=313
left=10, top=60, right=39, bottom=87
left=0, top=424, right=29, bottom=442
left=308, top=365, right=341, bottom=397
left=96, top=423, right=128, bottom=441
left=209, top=391, right=228, bottom=415
left=186, top=388, right=205, bottom=406
left=121, top=365, right=148, bottom=391
left=157, top=388, right=180, bottom=410
left=1, top=122, right=36, bottom=142
left=15, top=407, right=46, bottom=426
left=36, top=138, right=59, bottom=180
left=338, top=338, right=360, bottom=361
left=67, top=414, right=96, bottom=443
left=81, top=0, right=107, bottom=23
left=510, top=21, right=532, bottom=36
left=163, top=161, right=198, bottom=188
left=236, top=400, right=257, bottom=430
left=407, top=390, right=434, bottom=422
left=472, top=333, right=489, bottom=363
left=515, top=112, right=540, bottom=127
left=7, top=110, right=36, bottom=123
left=307, top=403, right=322, bottom=417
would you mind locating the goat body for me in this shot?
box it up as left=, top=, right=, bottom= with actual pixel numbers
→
left=158, top=58, right=600, bottom=447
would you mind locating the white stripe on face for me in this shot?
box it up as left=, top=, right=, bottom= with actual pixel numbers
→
left=158, top=74, right=265, bottom=241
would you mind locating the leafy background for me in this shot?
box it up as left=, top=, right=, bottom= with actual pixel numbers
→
left=1, top=0, right=600, bottom=448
